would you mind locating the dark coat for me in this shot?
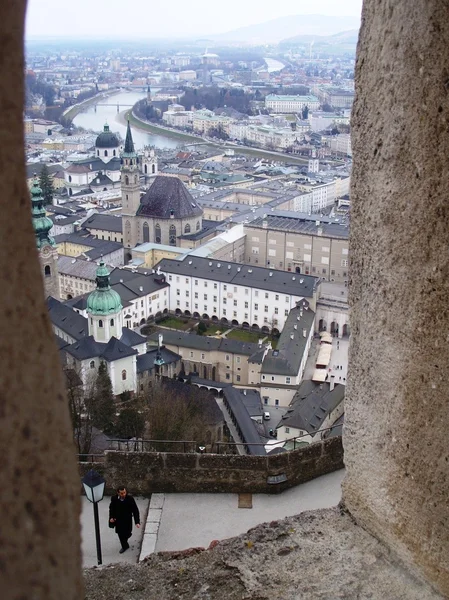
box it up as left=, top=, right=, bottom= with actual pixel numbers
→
left=109, top=494, right=140, bottom=536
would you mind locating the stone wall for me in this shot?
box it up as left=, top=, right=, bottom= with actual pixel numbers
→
left=344, top=0, right=449, bottom=596
left=79, top=436, right=343, bottom=495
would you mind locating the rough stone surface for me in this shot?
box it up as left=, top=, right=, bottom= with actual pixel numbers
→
left=344, top=0, right=449, bottom=595
left=84, top=508, right=444, bottom=600
left=0, top=2, right=83, bottom=598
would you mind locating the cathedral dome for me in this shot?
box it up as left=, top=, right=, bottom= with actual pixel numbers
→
left=87, top=261, right=123, bottom=316
left=95, top=123, right=120, bottom=149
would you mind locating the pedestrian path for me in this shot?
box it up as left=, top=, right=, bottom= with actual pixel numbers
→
left=139, top=494, right=165, bottom=561
left=215, top=396, right=247, bottom=455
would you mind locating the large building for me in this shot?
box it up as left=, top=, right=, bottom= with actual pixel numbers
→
left=156, top=256, right=320, bottom=333
left=265, top=95, right=320, bottom=114
left=244, top=213, right=349, bottom=283
left=121, top=122, right=203, bottom=256
left=30, top=178, right=60, bottom=299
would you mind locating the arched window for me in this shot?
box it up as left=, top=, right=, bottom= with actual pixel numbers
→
left=44, top=265, right=51, bottom=277
left=122, top=369, right=127, bottom=380
left=113, top=149, right=116, bottom=156
left=68, top=175, right=72, bottom=183
left=99, top=319, right=103, bottom=328
left=104, top=150, right=108, bottom=157
left=125, top=175, right=129, bottom=185
left=97, top=150, right=99, bottom=156
left=196, top=221, right=200, bottom=231
left=144, top=164, right=148, bottom=174
left=169, top=224, right=176, bottom=246
left=152, top=164, right=155, bottom=174
left=90, top=360, right=95, bottom=369
left=155, top=223, right=161, bottom=243
left=184, top=223, right=191, bottom=234
left=134, top=175, right=138, bottom=183
left=143, top=222, right=149, bottom=243
left=110, top=318, right=114, bottom=326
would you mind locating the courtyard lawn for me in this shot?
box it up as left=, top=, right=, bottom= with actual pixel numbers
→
left=226, top=329, right=263, bottom=343
left=202, top=324, right=227, bottom=336
left=158, top=317, right=192, bottom=331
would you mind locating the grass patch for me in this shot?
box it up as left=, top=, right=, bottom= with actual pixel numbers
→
left=202, top=324, right=227, bottom=336
left=158, top=317, right=192, bottom=331
left=226, top=329, right=262, bottom=343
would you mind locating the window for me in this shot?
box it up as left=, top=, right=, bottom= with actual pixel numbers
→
left=213, top=296, right=217, bottom=302
left=236, top=375, right=241, bottom=382
left=304, top=243, right=312, bottom=250
left=223, top=298, right=227, bottom=304
left=234, top=287, right=237, bottom=293
left=204, top=282, right=208, bottom=288
left=285, top=296, right=289, bottom=302
left=285, top=427, right=290, bottom=434
left=155, top=223, right=161, bottom=243
left=122, top=370, right=127, bottom=380
left=286, top=377, right=291, bottom=384
left=244, top=313, right=248, bottom=319
left=264, top=397, right=268, bottom=405
left=265, top=293, right=269, bottom=299
left=176, top=300, right=180, bottom=306
left=141, top=300, right=144, bottom=307
left=90, top=361, right=95, bottom=369
left=322, top=268, right=327, bottom=274
left=196, top=221, right=200, bottom=231
left=341, top=259, right=348, bottom=267
left=268, top=249, right=276, bottom=257
left=185, top=278, right=189, bottom=284
left=275, top=399, right=279, bottom=407
left=233, top=311, right=237, bottom=317
left=99, top=320, right=103, bottom=328
left=223, top=285, right=227, bottom=291
left=110, top=319, right=114, bottom=326
left=244, top=301, right=249, bottom=309
left=285, top=309, right=289, bottom=316
left=195, top=304, right=198, bottom=309
left=204, top=294, right=208, bottom=300
left=264, top=317, right=268, bottom=323
left=186, top=291, right=190, bottom=297
left=264, top=306, right=268, bottom=312
left=201, top=353, right=205, bottom=360
left=225, top=373, right=230, bottom=380
left=190, top=352, right=194, bottom=358
left=184, top=223, right=191, bottom=234
left=168, top=275, right=172, bottom=281
left=275, top=295, right=279, bottom=301
left=233, top=300, right=237, bottom=307
left=322, top=246, right=330, bottom=253
left=44, top=265, right=51, bottom=277
left=236, top=356, right=241, bottom=364
left=204, top=305, right=207, bottom=311
left=331, top=270, right=335, bottom=276
left=271, top=376, right=275, bottom=381
left=194, top=292, right=198, bottom=299
left=169, top=224, right=176, bottom=246
left=245, top=288, right=249, bottom=295
left=186, top=301, right=189, bottom=308
left=254, top=315, right=258, bottom=321
left=254, top=291, right=258, bottom=297
left=342, top=248, right=349, bottom=255
left=223, top=309, right=226, bottom=315
left=176, top=276, right=180, bottom=283
left=274, top=307, right=279, bottom=314
left=225, top=354, right=230, bottom=361
left=214, top=283, right=218, bottom=289
left=176, top=289, right=181, bottom=296
left=254, top=303, right=258, bottom=310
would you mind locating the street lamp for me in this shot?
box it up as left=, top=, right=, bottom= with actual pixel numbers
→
left=82, top=469, right=105, bottom=565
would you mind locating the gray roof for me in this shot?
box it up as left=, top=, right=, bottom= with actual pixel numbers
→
left=120, top=328, right=147, bottom=348
left=58, top=256, right=99, bottom=281
left=82, top=213, right=123, bottom=234
left=147, top=330, right=261, bottom=357
left=54, top=233, right=122, bottom=254
left=47, top=296, right=88, bottom=340
left=136, top=347, right=181, bottom=373
left=222, top=387, right=266, bottom=455
left=156, top=257, right=319, bottom=298
left=75, top=157, right=122, bottom=172
left=262, top=301, right=315, bottom=376
left=137, top=176, right=203, bottom=219
left=50, top=214, right=80, bottom=226
left=26, top=162, right=62, bottom=179
left=278, top=381, right=345, bottom=435
left=248, top=214, right=349, bottom=239
left=65, top=335, right=137, bottom=361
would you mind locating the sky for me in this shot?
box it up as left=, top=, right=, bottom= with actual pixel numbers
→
left=26, top=0, right=363, bottom=39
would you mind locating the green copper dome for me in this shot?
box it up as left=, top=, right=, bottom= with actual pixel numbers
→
left=87, top=261, right=123, bottom=316
left=30, top=178, right=55, bottom=249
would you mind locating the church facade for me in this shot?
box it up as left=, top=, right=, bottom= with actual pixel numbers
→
left=121, top=121, right=203, bottom=254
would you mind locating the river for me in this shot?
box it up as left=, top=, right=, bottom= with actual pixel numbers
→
left=73, top=91, right=181, bottom=150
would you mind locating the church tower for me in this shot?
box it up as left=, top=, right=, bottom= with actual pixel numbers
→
left=141, top=147, right=158, bottom=179
left=30, top=177, right=60, bottom=299
left=86, top=260, right=123, bottom=343
left=121, top=120, right=140, bottom=251
left=308, top=148, right=320, bottom=174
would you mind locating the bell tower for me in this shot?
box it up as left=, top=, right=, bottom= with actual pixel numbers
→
left=30, top=177, right=60, bottom=299
left=121, top=120, right=140, bottom=250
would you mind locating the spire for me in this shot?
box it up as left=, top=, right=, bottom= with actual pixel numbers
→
left=124, top=119, right=135, bottom=154
left=30, top=176, right=55, bottom=249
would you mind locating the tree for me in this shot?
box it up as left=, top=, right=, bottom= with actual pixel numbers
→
left=39, top=164, right=55, bottom=206
left=197, top=321, right=207, bottom=335
left=65, top=368, right=93, bottom=456
left=115, top=406, right=145, bottom=439
left=90, top=362, right=116, bottom=434
left=302, top=105, right=309, bottom=120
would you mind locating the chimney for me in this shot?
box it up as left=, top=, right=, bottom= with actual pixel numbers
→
left=290, top=333, right=294, bottom=340
left=243, top=390, right=247, bottom=396
left=302, top=328, right=307, bottom=337
left=294, top=324, right=297, bottom=330
left=330, top=376, right=335, bottom=392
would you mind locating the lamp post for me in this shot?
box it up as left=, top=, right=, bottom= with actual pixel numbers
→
left=82, top=469, right=105, bottom=566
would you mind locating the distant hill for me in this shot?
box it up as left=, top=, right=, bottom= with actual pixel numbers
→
left=211, top=14, right=360, bottom=44
left=282, top=29, right=360, bottom=45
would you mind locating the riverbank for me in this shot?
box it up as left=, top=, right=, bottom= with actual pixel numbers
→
left=63, top=89, right=119, bottom=122
left=125, top=109, right=309, bottom=164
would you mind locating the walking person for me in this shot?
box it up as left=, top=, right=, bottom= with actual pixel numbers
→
left=109, top=486, right=140, bottom=554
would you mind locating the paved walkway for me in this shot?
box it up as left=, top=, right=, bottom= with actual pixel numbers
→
left=81, top=496, right=149, bottom=567
left=155, top=469, right=345, bottom=552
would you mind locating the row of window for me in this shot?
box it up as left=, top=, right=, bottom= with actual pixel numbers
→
left=170, top=279, right=288, bottom=300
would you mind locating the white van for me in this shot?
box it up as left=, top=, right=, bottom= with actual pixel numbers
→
left=263, top=411, right=271, bottom=421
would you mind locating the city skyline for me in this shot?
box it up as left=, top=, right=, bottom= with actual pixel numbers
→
left=26, top=0, right=363, bottom=39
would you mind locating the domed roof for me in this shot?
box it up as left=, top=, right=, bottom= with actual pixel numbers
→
left=95, top=123, right=120, bottom=149
left=87, top=261, right=123, bottom=316
left=30, top=178, right=56, bottom=249
left=137, top=176, right=203, bottom=219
